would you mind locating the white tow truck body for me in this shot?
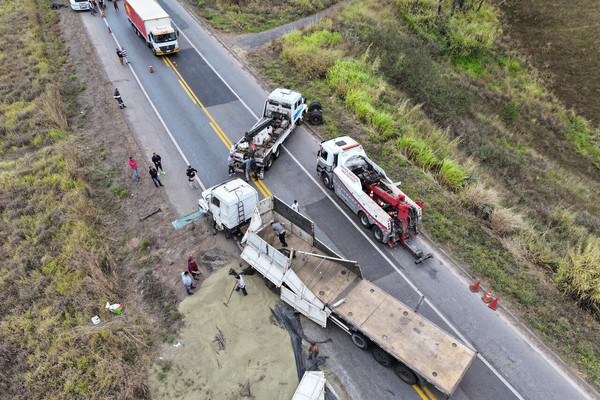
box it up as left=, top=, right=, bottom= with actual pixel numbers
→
left=198, top=178, right=258, bottom=238
left=241, top=197, right=476, bottom=396
left=230, top=89, right=310, bottom=178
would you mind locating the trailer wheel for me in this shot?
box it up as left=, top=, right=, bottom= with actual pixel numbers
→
left=351, top=333, right=369, bottom=350
left=273, top=146, right=281, bottom=159
left=372, top=226, right=384, bottom=242
left=308, top=101, right=322, bottom=113
left=308, top=110, right=323, bottom=125
left=321, top=173, right=333, bottom=190
left=372, top=347, right=395, bottom=367
left=264, top=154, right=274, bottom=171
left=394, top=362, right=418, bottom=385
left=358, top=212, right=372, bottom=229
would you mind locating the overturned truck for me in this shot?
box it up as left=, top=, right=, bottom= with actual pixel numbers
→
left=241, top=197, right=476, bottom=397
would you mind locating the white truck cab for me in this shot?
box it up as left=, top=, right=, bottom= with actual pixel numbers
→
left=198, top=179, right=258, bottom=238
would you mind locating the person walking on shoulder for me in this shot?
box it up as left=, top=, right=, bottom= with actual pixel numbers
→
left=186, top=165, right=198, bottom=189
left=121, top=48, right=129, bottom=65
left=271, top=221, right=288, bottom=247
left=152, top=152, right=165, bottom=174
left=115, top=48, right=124, bottom=66
left=113, top=88, right=126, bottom=109
left=187, top=256, right=202, bottom=281
left=181, top=271, right=196, bottom=295
left=149, top=166, right=163, bottom=187
left=128, top=156, right=139, bottom=182
left=291, top=200, right=299, bottom=212
left=113, top=0, right=119, bottom=11
left=234, top=274, right=247, bottom=296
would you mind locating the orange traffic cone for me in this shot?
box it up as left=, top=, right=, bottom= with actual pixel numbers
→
left=489, top=297, right=499, bottom=310
left=470, top=280, right=481, bottom=293
left=149, top=65, right=154, bottom=73
left=482, top=291, right=493, bottom=303
left=172, top=61, right=178, bottom=68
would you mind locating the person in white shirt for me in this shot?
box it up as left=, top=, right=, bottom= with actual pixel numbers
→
left=291, top=200, right=299, bottom=212
left=235, top=274, right=247, bottom=296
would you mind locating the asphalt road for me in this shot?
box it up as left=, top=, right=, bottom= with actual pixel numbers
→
left=78, top=2, right=594, bottom=399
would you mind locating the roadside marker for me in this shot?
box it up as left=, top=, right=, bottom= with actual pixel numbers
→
left=470, top=280, right=481, bottom=293
left=489, top=297, right=499, bottom=310
left=482, top=291, right=493, bottom=303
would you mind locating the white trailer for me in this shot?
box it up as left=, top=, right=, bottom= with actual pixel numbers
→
left=241, top=197, right=476, bottom=397
left=198, top=178, right=258, bottom=239
left=230, top=89, right=323, bottom=179
left=317, top=136, right=432, bottom=263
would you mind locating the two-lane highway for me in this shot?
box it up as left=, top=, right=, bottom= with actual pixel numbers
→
left=81, top=1, right=594, bottom=399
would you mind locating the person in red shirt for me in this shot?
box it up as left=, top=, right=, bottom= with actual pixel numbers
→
left=187, top=255, right=202, bottom=281
left=128, top=156, right=139, bottom=182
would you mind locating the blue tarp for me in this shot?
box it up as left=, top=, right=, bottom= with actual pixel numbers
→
left=171, top=209, right=206, bottom=229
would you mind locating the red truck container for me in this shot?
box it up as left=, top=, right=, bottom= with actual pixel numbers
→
left=124, top=0, right=179, bottom=55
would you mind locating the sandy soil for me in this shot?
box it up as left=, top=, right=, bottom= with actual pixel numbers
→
left=148, top=267, right=298, bottom=399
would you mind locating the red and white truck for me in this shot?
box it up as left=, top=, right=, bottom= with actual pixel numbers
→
left=317, top=136, right=432, bottom=263
left=124, top=0, right=179, bottom=56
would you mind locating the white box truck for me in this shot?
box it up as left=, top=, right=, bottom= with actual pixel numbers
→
left=125, top=0, right=179, bottom=55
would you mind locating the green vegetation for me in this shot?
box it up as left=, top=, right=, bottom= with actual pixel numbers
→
left=0, top=0, right=179, bottom=398
left=249, top=0, right=600, bottom=386
left=194, top=0, right=341, bottom=32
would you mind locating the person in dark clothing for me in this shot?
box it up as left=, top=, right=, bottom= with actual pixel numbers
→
left=187, top=256, right=202, bottom=281
left=113, top=0, right=119, bottom=11
left=151, top=152, right=164, bottom=174
left=148, top=166, right=163, bottom=187
left=271, top=221, right=288, bottom=247
left=113, top=88, right=126, bottom=108
left=115, top=48, right=124, bottom=66
left=186, top=165, right=198, bottom=189
left=250, top=157, right=259, bottom=180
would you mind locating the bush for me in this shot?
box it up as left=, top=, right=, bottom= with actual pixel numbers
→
left=500, top=101, right=519, bottom=125
left=438, top=158, right=469, bottom=191
left=282, top=29, right=343, bottom=79
left=490, top=207, right=524, bottom=237
left=563, top=113, right=600, bottom=169
left=458, top=182, right=499, bottom=219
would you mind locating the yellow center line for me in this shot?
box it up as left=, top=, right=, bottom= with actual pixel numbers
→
left=412, top=385, right=430, bottom=400
left=423, top=386, right=437, bottom=400
left=161, top=57, right=170, bottom=67
left=209, top=121, right=233, bottom=150
left=252, top=178, right=268, bottom=198
left=254, top=177, right=272, bottom=197
left=178, top=80, right=197, bottom=104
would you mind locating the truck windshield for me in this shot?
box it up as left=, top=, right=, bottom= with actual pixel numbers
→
left=154, top=32, right=177, bottom=43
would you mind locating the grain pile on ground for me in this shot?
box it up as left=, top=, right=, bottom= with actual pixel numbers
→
left=149, top=266, right=297, bottom=399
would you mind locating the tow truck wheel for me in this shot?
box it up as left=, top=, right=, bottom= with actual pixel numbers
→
left=358, top=212, right=372, bottom=229
left=372, top=226, right=384, bottom=242
left=264, top=154, right=274, bottom=171
left=351, top=333, right=369, bottom=350
left=322, top=173, right=333, bottom=190
left=394, top=362, right=418, bottom=385
left=372, top=347, right=395, bottom=368
left=273, top=146, right=281, bottom=159
left=308, top=101, right=322, bottom=113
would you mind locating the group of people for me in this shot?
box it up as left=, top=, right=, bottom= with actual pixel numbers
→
left=181, top=256, right=202, bottom=295
left=126, top=153, right=166, bottom=187
left=227, top=152, right=260, bottom=182
left=88, top=0, right=118, bottom=15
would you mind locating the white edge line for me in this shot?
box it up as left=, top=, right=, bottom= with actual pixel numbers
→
left=107, top=12, right=527, bottom=400
left=104, top=18, right=205, bottom=191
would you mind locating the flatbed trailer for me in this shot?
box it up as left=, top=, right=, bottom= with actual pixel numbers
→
left=241, top=197, right=476, bottom=396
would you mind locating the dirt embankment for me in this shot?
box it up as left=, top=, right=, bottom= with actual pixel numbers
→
left=502, top=0, right=600, bottom=124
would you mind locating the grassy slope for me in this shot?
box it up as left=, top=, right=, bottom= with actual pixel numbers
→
left=0, top=1, right=179, bottom=398
left=240, top=0, right=600, bottom=386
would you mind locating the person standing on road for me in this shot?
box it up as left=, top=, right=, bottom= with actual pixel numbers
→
left=271, top=221, right=288, bottom=247
left=291, top=200, right=299, bottom=212
left=151, top=152, right=165, bottom=174
left=128, top=156, right=139, bottom=182
left=308, top=342, right=319, bottom=362
left=88, top=0, right=97, bottom=15
left=234, top=274, right=248, bottom=296
left=186, top=165, right=198, bottom=189
left=113, top=88, right=126, bottom=109
left=121, top=47, right=129, bottom=65
left=181, top=271, right=196, bottom=295
left=113, top=0, right=119, bottom=11
left=227, top=152, right=235, bottom=176
left=115, top=48, right=124, bottom=66
left=187, top=256, right=202, bottom=281
left=243, top=156, right=252, bottom=181
left=148, top=166, right=163, bottom=187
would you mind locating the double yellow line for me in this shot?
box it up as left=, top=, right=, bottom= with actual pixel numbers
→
left=413, top=384, right=437, bottom=400
left=163, top=57, right=271, bottom=198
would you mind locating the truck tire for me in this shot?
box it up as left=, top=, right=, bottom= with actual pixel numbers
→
left=273, top=146, right=281, bottom=159
left=264, top=154, right=274, bottom=171
left=358, top=211, right=372, bottom=229
left=321, top=173, right=333, bottom=190
left=351, top=333, right=369, bottom=350
left=308, top=101, right=322, bottom=113
left=394, top=362, right=418, bottom=385
left=308, top=110, right=323, bottom=125
left=372, top=347, right=395, bottom=368
left=372, top=225, right=384, bottom=242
